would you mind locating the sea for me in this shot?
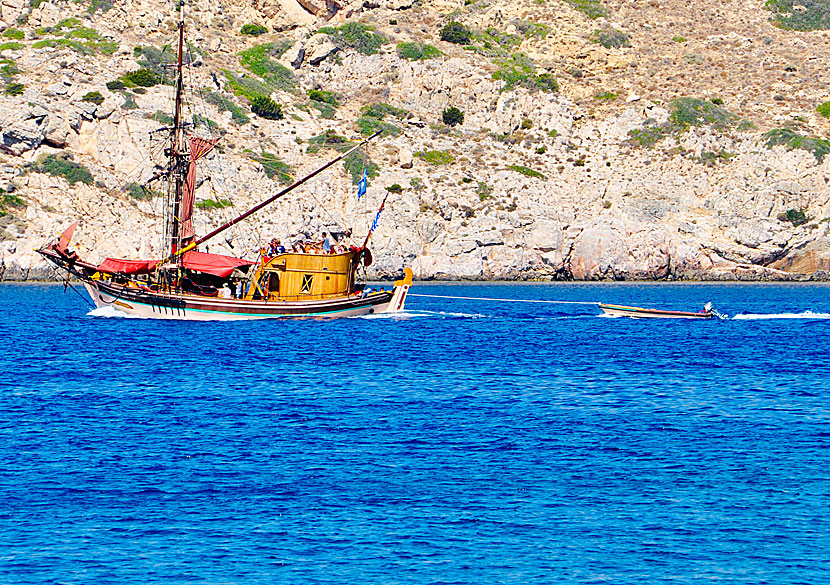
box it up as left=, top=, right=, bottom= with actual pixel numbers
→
left=1, top=281, right=828, bottom=584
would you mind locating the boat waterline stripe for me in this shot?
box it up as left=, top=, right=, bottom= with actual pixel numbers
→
left=408, top=294, right=600, bottom=305
left=100, top=294, right=384, bottom=317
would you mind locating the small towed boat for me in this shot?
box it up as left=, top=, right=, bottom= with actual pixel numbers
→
left=599, top=302, right=715, bottom=319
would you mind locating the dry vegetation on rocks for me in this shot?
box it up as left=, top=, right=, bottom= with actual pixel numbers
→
left=0, top=0, right=829, bottom=280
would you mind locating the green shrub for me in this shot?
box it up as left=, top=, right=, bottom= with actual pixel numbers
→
left=307, top=89, right=338, bottom=118
left=469, top=27, right=522, bottom=56
left=122, top=68, right=161, bottom=87
left=121, top=92, right=137, bottom=110
left=0, top=42, right=23, bottom=51
left=239, top=43, right=296, bottom=92
left=5, top=82, right=24, bottom=95
left=440, top=21, right=473, bottom=44
left=89, top=0, right=113, bottom=14
left=415, top=150, right=454, bottom=165
left=223, top=71, right=272, bottom=102
left=125, top=182, right=156, bottom=200
left=307, top=130, right=350, bottom=153
left=777, top=208, right=812, bottom=226
left=508, top=164, right=546, bottom=180
left=697, top=150, right=734, bottom=166
left=36, top=154, right=93, bottom=185
left=396, top=42, right=444, bottom=60
left=150, top=110, right=174, bottom=125
left=671, top=35, right=686, bottom=42
left=817, top=100, right=830, bottom=118
left=196, top=198, right=233, bottom=210
left=133, top=45, right=174, bottom=79
left=564, top=0, right=608, bottom=19
left=591, top=27, right=630, bottom=48
left=308, top=89, right=338, bottom=105
left=442, top=106, right=464, bottom=126
left=0, top=189, right=25, bottom=211
left=628, top=98, right=742, bottom=148
left=670, top=97, right=738, bottom=131
left=240, top=24, right=268, bottom=36
left=247, top=150, right=293, bottom=184
left=82, top=91, right=104, bottom=105
left=711, top=97, right=724, bottom=105
left=193, top=114, right=218, bottom=133
left=763, top=128, right=830, bottom=162
left=250, top=94, right=283, bottom=119
left=357, top=102, right=407, bottom=137
left=343, top=150, right=380, bottom=184
left=515, top=21, right=549, bottom=38
left=766, top=0, right=830, bottom=31
left=202, top=89, right=250, bottom=124
left=386, top=183, right=403, bottom=193
left=594, top=91, right=618, bottom=100
left=106, top=80, right=126, bottom=90
left=493, top=53, right=558, bottom=92
left=476, top=181, right=493, bottom=200
left=317, top=22, right=386, bottom=55
left=2, top=28, right=24, bottom=40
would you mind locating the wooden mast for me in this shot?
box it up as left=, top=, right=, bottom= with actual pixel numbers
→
left=169, top=0, right=187, bottom=255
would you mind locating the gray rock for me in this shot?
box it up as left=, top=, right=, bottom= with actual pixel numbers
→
left=0, top=116, right=47, bottom=155
left=305, top=35, right=337, bottom=66
left=280, top=40, right=305, bottom=69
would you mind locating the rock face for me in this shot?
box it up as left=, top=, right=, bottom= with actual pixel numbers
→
left=1, top=0, right=830, bottom=282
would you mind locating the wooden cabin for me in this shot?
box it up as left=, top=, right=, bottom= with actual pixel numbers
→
left=244, top=251, right=357, bottom=301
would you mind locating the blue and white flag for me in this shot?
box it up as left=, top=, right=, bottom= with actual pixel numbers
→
left=370, top=210, right=381, bottom=233
left=356, top=168, right=367, bottom=200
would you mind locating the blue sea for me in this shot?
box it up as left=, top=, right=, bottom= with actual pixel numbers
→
left=1, top=282, right=828, bottom=584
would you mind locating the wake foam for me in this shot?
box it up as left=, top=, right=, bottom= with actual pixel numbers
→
left=87, top=306, right=142, bottom=319
left=358, top=309, right=488, bottom=320
left=732, top=311, right=830, bottom=320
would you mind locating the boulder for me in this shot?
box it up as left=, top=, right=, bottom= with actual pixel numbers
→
left=280, top=40, right=305, bottom=69
left=305, top=35, right=337, bottom=66
left=0, top=116, right=47, bottom=155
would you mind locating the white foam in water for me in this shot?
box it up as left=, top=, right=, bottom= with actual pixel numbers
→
left=732, top=311, right=830, bottom=320
left=358, top=309, right=488, bottom=320
left=87, top=306, right=143, bottom=319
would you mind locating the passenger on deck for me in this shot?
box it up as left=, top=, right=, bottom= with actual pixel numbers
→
left=322, top=232, right=332, bottom=254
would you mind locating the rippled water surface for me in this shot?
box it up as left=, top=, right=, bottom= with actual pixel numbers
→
left=1, top=282, right=828, bottom=584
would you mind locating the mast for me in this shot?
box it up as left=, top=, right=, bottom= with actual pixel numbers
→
left=167, top=0, right=188, bottom=256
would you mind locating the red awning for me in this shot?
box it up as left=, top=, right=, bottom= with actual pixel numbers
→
left=181, top=251, right=253, bottom=278
left=97, top=258, right=159, bottom=274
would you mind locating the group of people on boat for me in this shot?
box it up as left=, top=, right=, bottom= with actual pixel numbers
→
left=265, top=229, right=352, bottom=257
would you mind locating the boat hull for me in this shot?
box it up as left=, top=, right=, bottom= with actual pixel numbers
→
left=85, top=280, right=402, bottom=320
left=599, top=303, right=713, bottom=320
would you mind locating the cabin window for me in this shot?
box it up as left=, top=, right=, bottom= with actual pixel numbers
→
left=301, top=274, right=313, bottom=294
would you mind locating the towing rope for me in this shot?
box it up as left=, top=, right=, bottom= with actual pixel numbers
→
left=408, top=293, right=600, bottom=306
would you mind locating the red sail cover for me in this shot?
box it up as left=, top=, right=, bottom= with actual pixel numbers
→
left=181, top=251, right=253, bottom=278
left=179, top=135, right=220, bottom=242
left=56, top=221, right=78, bottom=253
left=97, top=258, right=159, bottom=274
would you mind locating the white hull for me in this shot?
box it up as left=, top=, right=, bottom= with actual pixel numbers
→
left=84, top=282, right=408, bottom=321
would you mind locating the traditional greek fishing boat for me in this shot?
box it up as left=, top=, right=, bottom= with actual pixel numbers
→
left=599, top=302, right=714, bottom=319
left=38, top=9, right=412, bottom=320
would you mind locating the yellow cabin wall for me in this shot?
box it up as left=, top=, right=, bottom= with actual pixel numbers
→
left=245, top=251, right=355, bottom=300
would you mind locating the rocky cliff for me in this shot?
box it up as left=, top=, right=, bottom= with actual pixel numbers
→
left=1, top=0, right=830, bottom=281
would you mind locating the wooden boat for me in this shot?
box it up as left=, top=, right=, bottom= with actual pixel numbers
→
left=38, top=10, right=411, bottom=320
left=599, top=302, right=714, bottom=319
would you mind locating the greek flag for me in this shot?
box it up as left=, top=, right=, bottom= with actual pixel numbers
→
left=357, top=168, right=367, bottom=200
left=370, top=209, right=381, bottom=233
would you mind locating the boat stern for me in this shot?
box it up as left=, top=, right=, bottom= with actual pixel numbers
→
left=388, top=267, right=413, bottom=312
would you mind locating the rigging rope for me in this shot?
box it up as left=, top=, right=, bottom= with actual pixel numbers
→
left=408, top=293, right=600, bottom=306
